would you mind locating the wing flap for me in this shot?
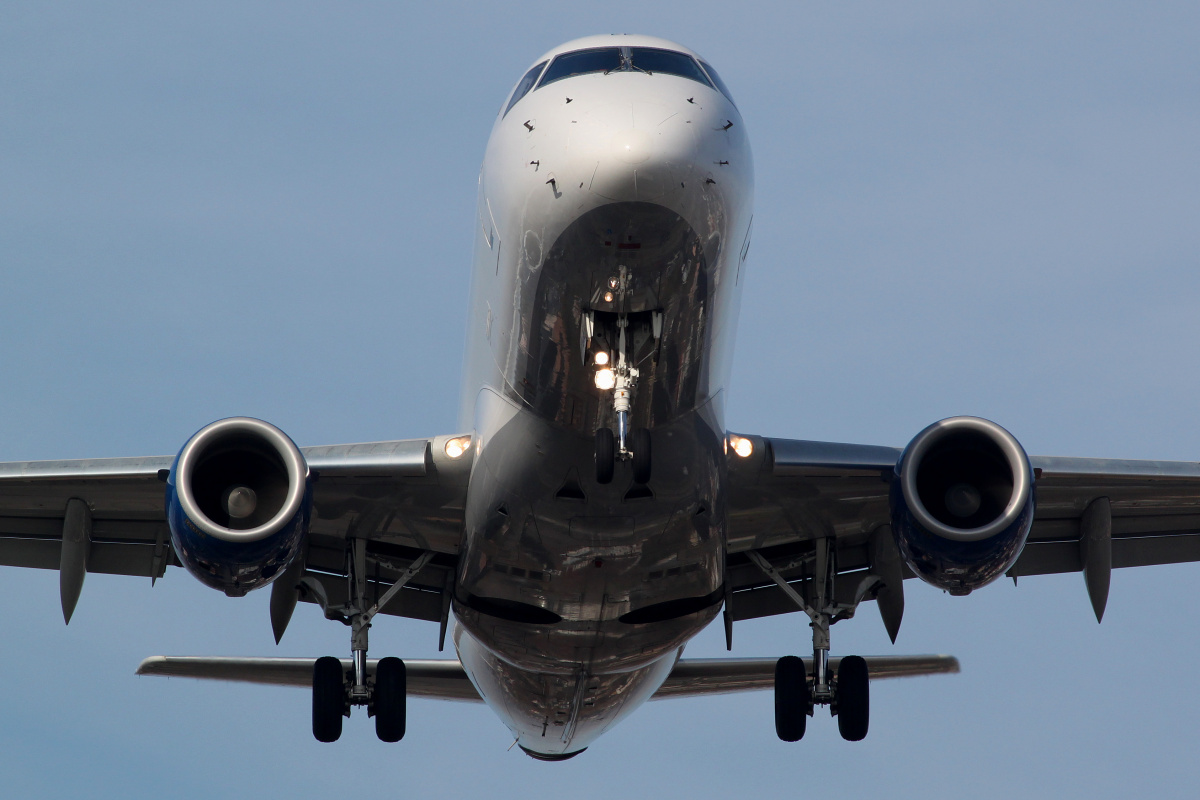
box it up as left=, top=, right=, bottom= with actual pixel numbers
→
left=1012, top=533, right=1200, bottom=577
left=0, top=530, right=171, bottom=577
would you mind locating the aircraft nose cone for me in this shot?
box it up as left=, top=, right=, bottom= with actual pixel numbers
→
left=575, top=101, right=699, bottom=202
left=611, top=128, right=653, bottom=164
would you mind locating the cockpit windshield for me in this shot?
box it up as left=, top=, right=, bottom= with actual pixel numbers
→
left=538, top=48, right=623, bottom=87
left=503, top=60, right=547, bottom=117
left=628, top=47, right=711, bottom=85
left=533, top=45, right=735, bottom=104
left=698, top=60, right=736, bottom=107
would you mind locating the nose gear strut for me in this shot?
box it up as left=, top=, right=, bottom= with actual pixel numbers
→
left=593, top=312, right=653, bottom=485
left=588, top=267, right=659, bottom=485
left=612, top=315, right=639, bottom=458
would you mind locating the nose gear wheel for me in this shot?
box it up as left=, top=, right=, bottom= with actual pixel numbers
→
left=595, top=428, right=615, bottom=484
left=631, top=428, right=652, bottom=484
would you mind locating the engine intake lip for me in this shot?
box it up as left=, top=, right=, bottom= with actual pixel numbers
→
left=899, top=416, right=1031, bottom=543
left=174, top=417, right=308, bottom=543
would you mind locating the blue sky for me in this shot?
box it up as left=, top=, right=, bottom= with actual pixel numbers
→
left=2, top=2, right=1198, bottom=796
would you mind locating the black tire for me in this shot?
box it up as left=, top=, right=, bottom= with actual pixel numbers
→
left=374, top=657, right=407, bottom=742
left=774, top=655, right=809, bottom=742
left=312, top=656, right=345, bottom=743
left=837, top=655, right=869, bottom=742
left=631, top=428, right=652, bottom=484
left=595, top=428, right=615, bottom=484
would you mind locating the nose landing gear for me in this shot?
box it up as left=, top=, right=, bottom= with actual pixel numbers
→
left=592, top=312, right=652, bottom=485
left=595, top=423, right=652, bottom=485
left=595, top=428, right=615, bottom=484
left=630, top=427, right=651, bottom=485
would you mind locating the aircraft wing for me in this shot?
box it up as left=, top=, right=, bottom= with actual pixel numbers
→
left=650, top=654, right=959, bottom=698
left=725, top=434, right=1200, bottom=625
left=0, top=436, right=468, bottom=626
left=137, top=656, right=484, bottom=702
left=136, top=653, right=959, bottom=701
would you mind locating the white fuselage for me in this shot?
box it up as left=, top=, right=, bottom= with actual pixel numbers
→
left=450, top=35, right=753, bottom=758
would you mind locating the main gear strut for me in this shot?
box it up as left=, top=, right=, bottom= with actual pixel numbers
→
left=747, top=543, right=879, bottom=741
left=298, top=540, right=433, bottom=742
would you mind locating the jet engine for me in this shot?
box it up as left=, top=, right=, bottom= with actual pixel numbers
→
left=165, top=417, right=311, bottom=597
left=890, top=416, right=1035, bottom=595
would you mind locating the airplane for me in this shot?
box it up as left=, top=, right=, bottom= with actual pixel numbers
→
left=2, top=33, right=1198, bottom=761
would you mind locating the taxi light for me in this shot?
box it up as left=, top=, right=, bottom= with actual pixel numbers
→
left=595, top=368, right=616, bottom=390
left=445, top=436, right=472, bottom=459
left=604, top=291, right=614, bottom=303
left=729, top=435, right=754, bottom=458
left=594, top=351, right=610, bottom=366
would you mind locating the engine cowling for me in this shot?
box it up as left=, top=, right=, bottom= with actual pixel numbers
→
left=166, top=417, right=311, bottom=597
left=890, top=416, right=1035, bottom=595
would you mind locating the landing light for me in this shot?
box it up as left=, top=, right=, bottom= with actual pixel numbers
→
left=728, top=434, right=754, bottom=458
left=604, top=291, right=614, bottom=303
left=594, top=351, right=609, bottom=366
left=445, top=436, right=473, bottom=459
left=595, top=368, right=616, bottom=390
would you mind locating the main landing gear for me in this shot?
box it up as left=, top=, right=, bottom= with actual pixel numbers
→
left=748, top=541, right=880, bottom=742
left=300, top=541, right=434, bottom=743
left=311, top=655, right=407, bottom=744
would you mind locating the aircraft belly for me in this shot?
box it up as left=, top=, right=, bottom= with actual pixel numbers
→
left=449, top=60, right=755, bottom=753
left=456, top=393, right=724, bottom=666
left=455, top=624, right=679, bottom=756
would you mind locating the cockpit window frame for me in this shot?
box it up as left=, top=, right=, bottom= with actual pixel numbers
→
left=502, top=60, right=548, bottom=118
left=627, top=47, right=715, bottom=88
left=533, top=46, right=730, bottom=97
left=698, top=60, right=737, bottom=108
left=536, top=47, right=624, bottom=88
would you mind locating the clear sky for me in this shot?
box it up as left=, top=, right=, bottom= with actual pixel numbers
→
left=2, top=2, right=1199, bottom=797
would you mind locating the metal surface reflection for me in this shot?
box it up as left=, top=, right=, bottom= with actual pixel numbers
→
left=451, top=32, right=752, bottom=756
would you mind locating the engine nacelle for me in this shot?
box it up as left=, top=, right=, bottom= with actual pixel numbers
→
left=890, top=416, right=1035, bottom=595
left=166, top=417, right=311, bottom=597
